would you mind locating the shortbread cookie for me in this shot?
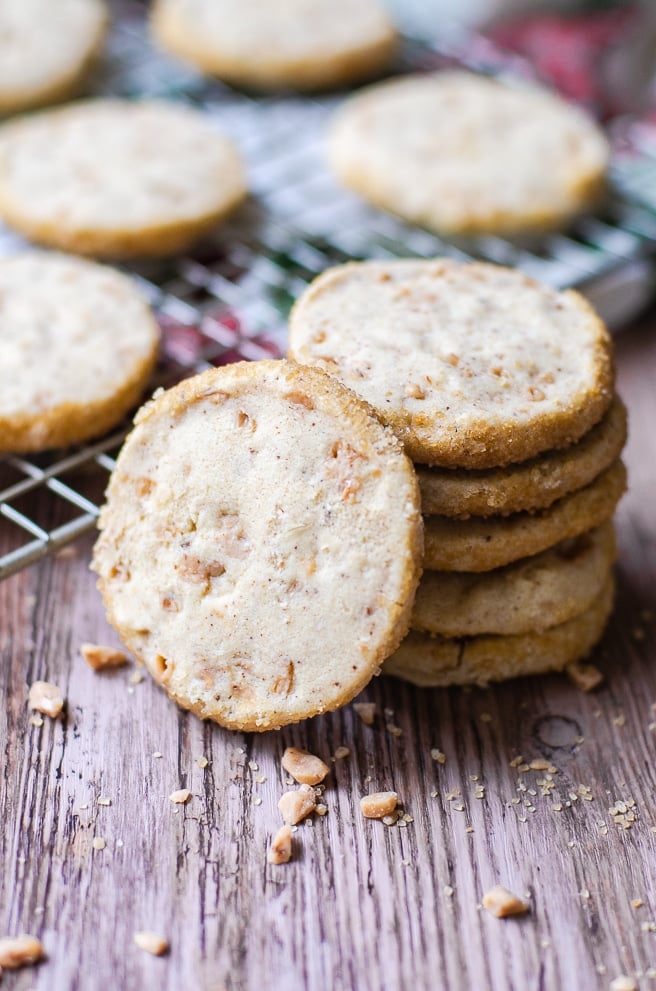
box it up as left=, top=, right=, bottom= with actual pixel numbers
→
left=424, top=459, right=626, bottom=572
left=0, top=251, right=159, bottom=453
left=0, top=100, right=246, bottom=258
left=151, top=0, right=396, bottom=92
left=413, top=521, right=615, bottom=638
left=92, top=360, right=423, bottom=732
left=417, top=395, right=626, bottom=518
left=385, top=575, right=614, bottom=687
left=0, top=0, right=107, bottom=115
left=329, top=71, right=609, bottom=235
left=289, top=259, right=614, bottom=468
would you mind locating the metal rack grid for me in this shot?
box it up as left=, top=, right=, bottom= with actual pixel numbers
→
left=2, top=5, right=656, bottom=580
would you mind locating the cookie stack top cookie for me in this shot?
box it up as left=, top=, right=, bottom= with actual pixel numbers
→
left=289, top=259, right=614, bottom=467
left=92, top=360, right=423, bottom=731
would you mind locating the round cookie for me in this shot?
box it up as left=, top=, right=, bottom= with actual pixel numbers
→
left=150, top=0, right=396, bottom=92
left=413, top=521, right=615, bottom=638
left=384, top=575, right=614, bottom=688
left=329, top=70, right=609, bottom=236
left=0, top=0, right=108, bottom=115
left=92, top=359, right=423, bottom=732
left=0, top=99, right=246, bottom=259
left=288, top=259, right=614, bottom=468
left=417, top=395, right=627, bottom=518
left=0, top=251, right=159, bottom=453
left=424, top=459, right=626, bottom=572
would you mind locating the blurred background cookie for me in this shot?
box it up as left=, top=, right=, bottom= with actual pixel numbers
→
left=0, top=0, right=108, bottom=115
left=0, top=99, right=247, bottom=258
left=0, top=251, right=159, bottom=452
left=151, top=0, right=397, bottom=91
left=329, top=70, right=609, bottom=235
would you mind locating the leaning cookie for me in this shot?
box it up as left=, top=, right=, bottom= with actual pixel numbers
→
left=151, top=0, right=396, bottom=92
left=413, top=521, right=615, bottom=638
left=0, top=0, right=108, bottom=115
left=329, top=70, right=609, bottom=236
left=0, top=99, right=246, bottom=258
left=289, top=259, right=614, bottom=468
left=424, top=459, right=626, bottom=572
left=417, top=395, right=627, bottom=518
left=0, top=251, right=159, bottom=453
left=385, top=576, right=614, bottom=688
left=92, top=360, right=423, bottom=732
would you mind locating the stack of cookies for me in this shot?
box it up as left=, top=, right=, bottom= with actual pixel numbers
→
left=288, top=258, right=627, bottom=688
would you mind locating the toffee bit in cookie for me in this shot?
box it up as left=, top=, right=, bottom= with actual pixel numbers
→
left=353, top=702, right=376, bottom=726
left=360, top=791, right=398, bottom=819
left=281, top=747, right=330, bottom=786
left=278, top=785, right=316, bottom=825
left=27, top=680, right=64, bottom=719
left=0, top=934, right=45, bottom=969
left=566, top=661, right=604, bottom=692
left=267, top=824, right=293, bottom=865
left=80, top=642, right=129, bottom=671
left=169, top=789, right=192, bottom=805
left=482, top=885, right=529, bottom=919
left=333, top=746, right=350, bottom=760
left=133, top=931, right=169, bottom=957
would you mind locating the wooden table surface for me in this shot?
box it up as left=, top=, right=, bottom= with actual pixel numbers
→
left=1, top=313, right=655, bottom=991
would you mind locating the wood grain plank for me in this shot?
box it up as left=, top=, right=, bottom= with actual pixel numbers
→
left=1, top=317, right=656, bottom=991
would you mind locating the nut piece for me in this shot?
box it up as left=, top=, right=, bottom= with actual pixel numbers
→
left=267, top=824, right=293, bottom=865
left=353, top=702, right=376, bottom=726
left=0, top=934, right=45, bottom=969
left=133, top=931, right=169, bottom=957
left=281, top=747, right=330, bottom=786
left=169, top=789, right=192, bottom=805
left=482, top=885, right=529, bottom=918
left=80, top=642, right=129, bottom=671
left=360, top=791, right=398, bottom=819
left=278, top=784, right=316, bottom=825
left=566, top=661, right=604, bottom=692
left=27, top=681, right=64, bottom=718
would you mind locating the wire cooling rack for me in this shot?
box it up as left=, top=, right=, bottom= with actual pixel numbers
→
left=2, top=3, right=656, bottom=580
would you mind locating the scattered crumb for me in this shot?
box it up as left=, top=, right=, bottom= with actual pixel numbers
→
left=353, top=702, right=376, bottom=726
left=431, top=748, right=446, bottom=764
left=444, top=885, right=454, bottom=897
left=278, top=785, right=316, bottom=825
left=253, top=797, right=262, bottom=807
left=133, top=931, right=169, bottom=957
left=382, top=813, right=398, bottom=826
left=254, top=774, right=266, bottom=784
left=169, top=789, right=192, bottom=805
left=480, top=713, right=492, bottom=723
left=528, top=759, right=551, bottom=771
left=196, top=756, right=208, bottom=769
left=333, top=746, right=350, bottom=760
left=386, top=722, right=403, bottom=737
left=510, top=756, right=524, bottom=768
left=631, top=899, right=644, bottom=909
left=0, top=934, right=45, bottom=969
left=360, top=791, right=398, bottom=819
left=248, top=761, right=259, bottom=772
left=30, top=715, right=43, bottom=728
left=267, top=825, right=293, bottom=865
left=129, top=670, right=145, bottom=685
left=609, top=798, right=637, bottom=829
left=281, top=747, right=330, bottom=786
left=609, top=977, right=637, bottom=991
left=566, top=661, right=604, bottom=692
left=80, top=643, right=128, bottom=672
left=97, top=797, right=111, bottom=807
left=56, top=545, right=77, bottom=559
left=482, top=885, right=529, bottom=919
left=92, top=837, right=106, bottom=851
left=152, top=752, right=163, bottom=759
left=27, top=681, right=64, bottom=719
left=612, top=714, right=626, bottom=728
left=632, top=626, right=645, bottom=642
left=315, top=804, right=328, bottom=816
